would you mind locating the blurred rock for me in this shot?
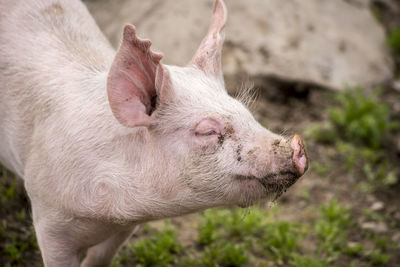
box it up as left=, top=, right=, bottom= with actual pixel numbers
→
left=370, top=201, right=384, bottom=211
left=392, top=232, right=400, bottom=244
left=84, top=0, right=393, bottom=91
left=361, top=221, right=388, bottom=233
left=393, top=80, right=400, bottom=92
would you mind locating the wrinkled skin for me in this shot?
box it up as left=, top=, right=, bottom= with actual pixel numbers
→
left=0, top=0, right=307, bottom=266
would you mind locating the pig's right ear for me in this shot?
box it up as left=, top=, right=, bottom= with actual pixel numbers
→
left=107, top=24, right=169, bottom=127
left=191, top=0, right=227, bottom=81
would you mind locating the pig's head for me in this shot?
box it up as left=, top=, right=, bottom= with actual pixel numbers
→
left=107, top=0, right=308, bottom=210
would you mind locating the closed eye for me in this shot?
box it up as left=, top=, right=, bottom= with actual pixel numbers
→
left=195, top=130, right=217, bottom=136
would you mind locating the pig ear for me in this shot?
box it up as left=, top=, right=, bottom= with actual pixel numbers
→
left=107, top=24, right=167, bottom=127
left=191, top=0, right=227, bottom=79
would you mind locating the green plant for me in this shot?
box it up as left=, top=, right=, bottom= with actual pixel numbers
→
left=198, top=216, right=218, bottom=246
left=306, top=123, right=337, bottom=144
left=319, top=198, right=351, bottom=226
left=345, top=242, right=364, bottom=257
left=0, top=179, right=18, bottom=204
left=365, top=249, right=391, bottom=265
left=315, top=219, right=343, bottom=261
left=370, top=3, right=384, bottom=23
left=311, top=162, right=332, bottom=176
left=178, top=253, right=202, bottom=267
left=362, top=209, right=385, bottom=222
left=226, top=208, right=268, bottom=240
left=309, top=87, right=399, bottom=190
left=201, top=245, right=220, bottom=267
left=132, top=225, right=182, bottom=266
left=315, top=199, right=352, bottom=262
left=112, top=246, right=133, bottom=267
left=329, top=87, right=397, bottom=149
left=197, top=209, right=230, bottom=246
left=387, top=28, right=400, bottom=56
left=219, top=243, right=249, bottom=267
left=362, top=162, right=398, bottom=189
left=16, top=209, right=27, bottom=220
left=198, top=207, right=270, bottom=246
left=0, top=221, right=6, bottom=238
left=289, top=254, right=328, bottom=267
left=261, top=221, right=302, bottom=264
left=201, top=243, right=249, bottom=267
left=335, top=141, right=382, bottom=170
left=4, top=235, right=29, bottom=265
left=371, top=235, right=389, bottom=250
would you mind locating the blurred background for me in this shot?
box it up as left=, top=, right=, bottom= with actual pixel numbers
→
left=1, top=0, right=400, bottom=266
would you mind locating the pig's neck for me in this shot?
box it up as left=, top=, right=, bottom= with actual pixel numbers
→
left=86, top=131, right=207, bottom=223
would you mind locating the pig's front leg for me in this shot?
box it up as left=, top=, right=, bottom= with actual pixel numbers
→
left=32, top=202, right=130, bottom=267
left=32, top=207, right=81, bottom=267
left=81, top=226, right=138, bottom=267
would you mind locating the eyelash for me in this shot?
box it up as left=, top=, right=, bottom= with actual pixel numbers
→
left=196, top=130, right=217, bottom=136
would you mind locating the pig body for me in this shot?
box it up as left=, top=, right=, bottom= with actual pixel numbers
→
left=0, top=0, right=307, bottom=266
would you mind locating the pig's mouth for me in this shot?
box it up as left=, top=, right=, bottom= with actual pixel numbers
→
left=236, top=170, right=300, bottom=201
left=258, top=170, right=300, bottom=200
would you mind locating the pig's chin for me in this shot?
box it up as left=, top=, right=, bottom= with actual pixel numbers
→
left=235, top=171, right=299, bottom=204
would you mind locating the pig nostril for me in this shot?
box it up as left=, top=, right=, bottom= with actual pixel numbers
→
left=291, top=134, right=308, bottom=176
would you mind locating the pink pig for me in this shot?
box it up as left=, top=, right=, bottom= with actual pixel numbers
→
left=0, top=0, right=308, bottom=266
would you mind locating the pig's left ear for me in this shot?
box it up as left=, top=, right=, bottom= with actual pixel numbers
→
left=107, top=24, right=170, bottom=127
left=191, top=0, right=227, bottom=81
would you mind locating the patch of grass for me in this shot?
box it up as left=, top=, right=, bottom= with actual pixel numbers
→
left=0, top=179, right=18, bottom=204
left=310, top=162, right=332, bottom=176
left=3, top=235, right=29, bottom=265
left=309, top=87, right=399, bottom=150
left=299, top=188, right=310, bottom=201
left=197, top=207, right=299, bottom=265
left=387, top=27, right=400, bottom=78
left=2, top=230, right=39, bottom=267
left=364, top=249, right=391, bottom=265
left=197, top=209, right=230, bottom=246
left=362, top=162, right=398, bottom=190
left=315, top=198, right=352, bottom=262
left=131, top=224, right=182, bottom=267
left=329, top=87, right=397, bottom=149
left=201, top=243, right=249, bottom=267
left=107, top=204, right=397, bottom=267
left=345, top=242, right=364, bottom=257
left=305, top=123, right=336, bottom=144
left=197, top=214, right=218, bottom=246
left=260, top=221, right=303, bottom=264
left=289, top=254, right=328, bottom=267
left=309, top=87, right=399, bottom=191
left=197, top=207, right=274, bottom=246
left=362, top=209, right=385, bottom=222
left=319, top=198, right=352, bottom=226
left=371, top=235, right=390, bottom=250
left=111, top=246, right=132, bottom=267
left=0, top=220, right=6, bottom=238
left=387, top=28, right=400, bottom=56
left=111, top=203, right=398, bottom=267
left=370, top=3, right=384, bottom=24
left=335, top=141, right=382, bottom=170
left=219, top=243, right=249, bottom=266
left=226, top=208, right=269, bottom=240
left=334, top=140, right=398, bottom=191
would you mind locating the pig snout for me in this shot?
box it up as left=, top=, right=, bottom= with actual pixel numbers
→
left=243, top=133, right=308, bottom=197
left=291, top=134, right=308, bottom=177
